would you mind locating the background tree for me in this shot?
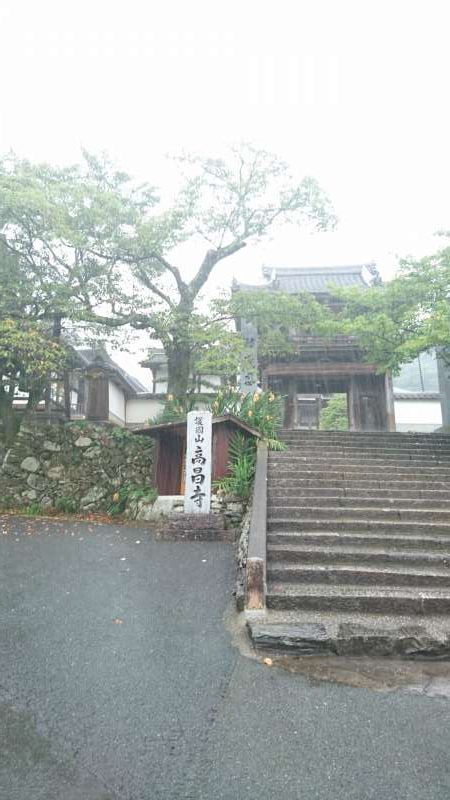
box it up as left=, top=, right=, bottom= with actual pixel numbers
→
left=0, top=319, right=66, bottom=443
left=0, top=151, right=162, bottom=338
left=325, top=235, right=450, bottom=372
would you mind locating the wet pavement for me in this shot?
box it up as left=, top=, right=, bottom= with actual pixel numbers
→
left=2, top=515, right=450, bottom=799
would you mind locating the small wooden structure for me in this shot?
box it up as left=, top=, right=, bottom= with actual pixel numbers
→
left=134, top=414, right=261, bottom=495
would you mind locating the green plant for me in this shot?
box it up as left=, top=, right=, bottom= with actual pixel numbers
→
left=110, top=426, right=136, bottom=442
left=25, top=502, right=43, bottom=517
left=149, top=394, right=204, bottom=425
left=54, top=496, right=78, bottom=514
left=209, top=387, right=285, bottom=444
left=319, top=394, right=349, bottom=431
left=108, top=484, right=157, bottom=516
left=214, top=433, right=257, bottom=500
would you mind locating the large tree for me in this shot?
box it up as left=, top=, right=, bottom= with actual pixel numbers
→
left=130, top=145, right=335, bottom=395
left=0, top=145, right=336, bottom=399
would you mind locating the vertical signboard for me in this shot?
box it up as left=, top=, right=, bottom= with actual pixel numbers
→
left=184, top=410, right=212, bottom=514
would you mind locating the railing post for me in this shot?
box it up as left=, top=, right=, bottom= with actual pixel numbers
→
left=245, top=441, right=268, bottom=611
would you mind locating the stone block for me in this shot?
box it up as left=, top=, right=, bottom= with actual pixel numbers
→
left=22, top=489, right=37, bottom=501
left=40, top=496, right=54, bottom=509
left=248, top=622, right=335, bottom=655
left=27, top=474, right=47, bottom=490
left=74, top=436, right=92, bottom=448
left=43, top=440, right=61, bottom=452
left=80, top=486, right=107, bottom=507
left=20, top=457, right=40, bottom=473
left=83, top=446, right=102, bottom=460
left=47, top=465, right=65, bottom=480
left=336, top=623, right=450, bottom=659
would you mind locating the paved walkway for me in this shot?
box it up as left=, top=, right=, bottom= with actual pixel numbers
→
left=1, top=516, right=450, bottom=800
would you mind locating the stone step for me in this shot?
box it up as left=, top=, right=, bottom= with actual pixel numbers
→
left=269, top=457, right=450, bottom=473
left=279, top=437, right=450, bottom=448
left=267, top=482, right=450, bottom=496
left=277, top=442, right=450, bottom=453
left=267, top=530, right=450, bottom=550
left=268, top=477, right=450, bottom=491
left=268, top=495, right=450, bottom=509
left=266, top=582, right=450, bottom=614
left=279, top=431, right=450, bottom=443
left=246, top=617, right=450, bottom=658
left=273, top=447, right=450, bottom=459
left=268, top=465, right=450, bottom=480
left=278, top=433, right=450, bottom=443
left=267, top=507, right=450, bottom=535
left=268, top=561, right=450, bottom=588
left=267, top=505, right=450, bottom=523
left=268, top=542, right=450, bottom=567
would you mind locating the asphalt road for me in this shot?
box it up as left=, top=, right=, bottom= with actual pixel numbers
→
left=1, top=516, right=450, bottom=800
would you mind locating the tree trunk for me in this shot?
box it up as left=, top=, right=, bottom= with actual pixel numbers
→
left=166, top=342, right=192, bottom=398
left=0, top=386, right=19, bottom=446
left=165, top=298, right=195, bottom=399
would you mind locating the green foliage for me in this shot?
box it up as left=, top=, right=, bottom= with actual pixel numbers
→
left=0, top=319, right=67, bottom=387
left=149, top=394, right=204, bottom=424
left=108, top=484, right=157, bottom=516
left=325, top=237, right=450, bottom=372
left=25, top=503, right=43, bottom=517
left=54, top=496, right=79, bottom=514
left=110, top=426, right=139, bottom=443
left=319, top=395, right=349, bottom=431
left=209, top=387, right=284, bottom=442
left=211, top=388, right=286, bottom=500
left=214, top=433, right=257, bottom=500
left=226, top=289, right=329, bottom=362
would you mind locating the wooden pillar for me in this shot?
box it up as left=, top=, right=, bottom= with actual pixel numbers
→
left=349, top=374, right=389, bottom=431
left=284, top=377, right=297, bottom=429
left=437, top=354, right=450, bottom=428
left=385, top=371, right=396, bottom=431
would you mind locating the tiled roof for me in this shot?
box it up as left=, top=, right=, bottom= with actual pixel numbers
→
left=261, top=265, right=378, bottom=294
left=75, top=348, right=148, bottom=394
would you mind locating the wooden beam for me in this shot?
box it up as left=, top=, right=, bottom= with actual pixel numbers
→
left=262, top=362, right=380, bottom=378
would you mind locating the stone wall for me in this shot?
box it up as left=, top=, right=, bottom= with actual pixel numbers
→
left=0, top=418, right=154, bottom=513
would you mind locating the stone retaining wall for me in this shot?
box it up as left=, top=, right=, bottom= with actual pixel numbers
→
left=0, top=418, right=154, bottom=514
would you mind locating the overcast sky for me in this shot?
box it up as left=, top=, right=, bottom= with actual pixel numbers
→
left=1, top=0, right=449, bottom=385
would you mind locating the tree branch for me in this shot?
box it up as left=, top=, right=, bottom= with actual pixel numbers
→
left=188, top=241, right=246, bottom=298
left=135, top=268, right=175, bottom=308
left=146, top=252, right=186, bottom=293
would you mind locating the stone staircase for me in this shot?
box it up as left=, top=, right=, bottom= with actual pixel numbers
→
left=248, top=430, right=450, bottom=657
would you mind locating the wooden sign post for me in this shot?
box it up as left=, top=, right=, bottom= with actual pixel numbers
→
left=184, top=410, right=212, bottom=514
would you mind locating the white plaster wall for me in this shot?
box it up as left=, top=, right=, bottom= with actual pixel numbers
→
left=108, top=380, right=126, bottom=424
left=394, top=399, right=442, bottom=432
left=126, top=397, right=164, bottom=424
left=200, top=375, right=221, bottom=392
